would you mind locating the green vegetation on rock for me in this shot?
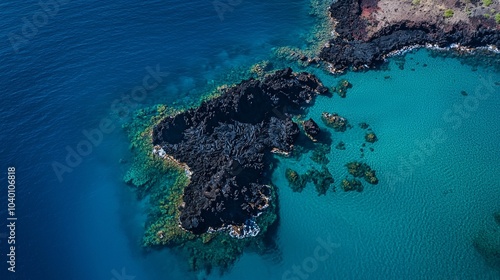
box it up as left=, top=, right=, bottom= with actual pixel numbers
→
left=285, top=168, right=307, bottom=192
left=365, top=132, right=378, bottom=143
left=332, top=79, right=352, bottom=98
left=444, top=9, right=454, bottom=18
left=341, top=177, right=363, bottom=192
left=483, top=0, right=493, bottom=7
left=345, top=161, right=379, bottom=185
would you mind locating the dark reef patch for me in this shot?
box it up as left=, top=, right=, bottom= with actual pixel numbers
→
left=304, top=167, right=335, bottom=195
left=473, top=211, right=500, bottom=271
left=365, top=132, right=378, bottom=143
left=332, top=79, right=353, bottom=98
left=321, top=112, right=350, bottom=132
left=284, top=166, right=335, bottom=195
left=346, top=161, right=379, bottom=185
left=336, top=141, right=346, bottom=150
left=311, top=143, right=331, bottom=165
left=341, top=177, right=363, bottom=192
left=151, top=68, right=328, bottom=234
left=285, top=168, right=307, bottom=193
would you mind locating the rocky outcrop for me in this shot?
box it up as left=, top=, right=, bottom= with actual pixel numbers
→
left=321, top=112, right=350, bottom=132
left=302, top=118, right=320, bottom=141
left=152, top=68, right=328, bottom=234
left=345, top=161, right=379, bottom=185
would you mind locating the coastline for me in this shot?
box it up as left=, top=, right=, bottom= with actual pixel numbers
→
left=122, top=0, right=500, bottom=274
left=319, top=0, right=500, bottom=72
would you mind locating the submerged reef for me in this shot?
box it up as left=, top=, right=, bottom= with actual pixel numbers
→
left=285, top=168, right=307, bottom=192
left=359, top=122, right=370, bottom=129
left=320, top=0, right=500, bottom=72
left=332, top=79, right=352, bottom=98
left=336, top=141, right=346, bottom=150
left=365, top=132, right=378, bottom=143
left=272, top=0, right=334, bottom=67
left=340, top=161, right=378, bottom=192
left=250, top=60, right=273, bottom=77
left=345, top=161, right=379, bottom=185
left=304, top=167, right=335, bottom=195
left=473, top=211, right=500, bottom=271
left=311, top=143, right=331, bottom=165
left=152, top=68, right=328, bottom=234
left=341, top=177, right=363, bottom=192
left=284, top=166, right=335, bottom=195
left=322, top=112, right=350, bottom=132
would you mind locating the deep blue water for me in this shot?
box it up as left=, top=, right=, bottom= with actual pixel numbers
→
left=0, top=1, right=314, bottom=279
left=0, top=1, right=499, bottom=280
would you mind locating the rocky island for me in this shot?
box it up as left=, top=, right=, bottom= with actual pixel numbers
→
left=123, top=68, right=330, bottom=270
left=123, top=0, right=500, bottom=273
left=151, top=68, right=328, bottom=235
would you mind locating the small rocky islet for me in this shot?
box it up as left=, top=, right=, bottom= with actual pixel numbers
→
left=150, top=68, right=329, bottom=236
left=321, top=112, right=351, bottom=132
left=125, top=68, right=331, bottom=271
left=123, top=0, right=500, bottom=273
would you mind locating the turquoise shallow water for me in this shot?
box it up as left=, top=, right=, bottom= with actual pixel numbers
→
left=1, top=0, right=499, bottom=279
left=206, top=49, right=500, bottom=280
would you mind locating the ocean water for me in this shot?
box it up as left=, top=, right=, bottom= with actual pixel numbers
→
left=0, top=1, right=499, bottom=280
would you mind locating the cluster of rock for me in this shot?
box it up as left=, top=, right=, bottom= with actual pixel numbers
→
left=359, top=122, right=377, bottom=157
left=152, top=68, right=328, bottom=235
left=311, top=143, right=331, bottom=165
left=346, top=161, right=379, bottom=185
left=341, top=178, right=363, bottom=192
left=285, top=161, right=379, bottom=194
left=285, top=167, right=334, bottom=195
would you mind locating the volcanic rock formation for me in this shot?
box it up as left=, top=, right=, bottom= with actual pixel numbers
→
left=152, top=68, right=328, bottom=234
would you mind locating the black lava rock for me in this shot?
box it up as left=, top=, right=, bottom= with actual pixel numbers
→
left=302, top=118, right=320, bottom=140
left=320, top=0, right=500, bottom=71
left=152, top=68, right=328, bottom=234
